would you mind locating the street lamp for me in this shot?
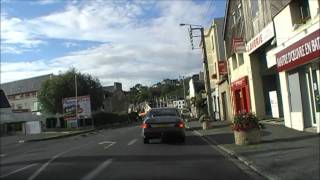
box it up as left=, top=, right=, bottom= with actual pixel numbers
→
left=180, top=23, right=214, bottom=121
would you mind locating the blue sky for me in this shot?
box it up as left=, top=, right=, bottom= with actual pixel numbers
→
left=1, top=0, right=226, bottom=90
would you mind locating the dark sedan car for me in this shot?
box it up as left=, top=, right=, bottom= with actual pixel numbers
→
left=142, top=107, right=186, bottom=144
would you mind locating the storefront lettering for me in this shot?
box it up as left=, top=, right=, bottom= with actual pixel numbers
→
left=276, top=29, right=320, bottom=71
left=246, top=23, right=274, bottom=54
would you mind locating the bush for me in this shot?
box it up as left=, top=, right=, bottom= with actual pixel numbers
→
left=92, top=112, right=129, bottom=127
left=232, top=112, right=260, bottom=132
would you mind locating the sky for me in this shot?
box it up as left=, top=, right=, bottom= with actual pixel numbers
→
left=1, top=0, right=226, bottom=90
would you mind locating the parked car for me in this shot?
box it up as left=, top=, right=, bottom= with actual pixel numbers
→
left=142, top=107, right=186, bottom=144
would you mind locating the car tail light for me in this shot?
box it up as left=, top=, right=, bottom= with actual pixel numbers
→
left=142, top=123, right=150, bottom=129
left=176, top=122, right=184, bottom=128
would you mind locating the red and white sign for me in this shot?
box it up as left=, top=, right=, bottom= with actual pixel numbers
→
left=232, top=38, right=246, bottom=53
left=63, top=95, right=92, bottom=120
left=218, top=61, right=228, bottom=75
left=276, top=29, right=320, bottom=72
left=246, top=23, right=274, bottom=54
left=231, top=76, right=248, bottom=91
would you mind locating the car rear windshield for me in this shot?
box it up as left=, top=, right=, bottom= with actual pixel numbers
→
left=148, top=109, right=179, bottom=117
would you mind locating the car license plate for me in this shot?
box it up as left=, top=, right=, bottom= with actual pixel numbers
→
left=151, top=124, right=173, bottom=128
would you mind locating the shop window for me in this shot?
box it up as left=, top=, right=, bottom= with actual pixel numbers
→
left=290, top=0, right=311, bottom=25
left=232, top=55, right=238, bottom=70
left=238, top=53, right=244, bottom=66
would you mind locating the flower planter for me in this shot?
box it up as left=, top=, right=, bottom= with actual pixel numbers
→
left=233, top=128, right=261, bottom=145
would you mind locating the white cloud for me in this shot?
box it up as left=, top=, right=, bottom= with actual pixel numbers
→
left=32, top=0, right=57, bottom=5
left=1, top=0, right=216, bottom=90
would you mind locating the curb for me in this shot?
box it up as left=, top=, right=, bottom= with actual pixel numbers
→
left=185, top=124, right=280, bottom=180
left=24, top=129, right=96, bottom=142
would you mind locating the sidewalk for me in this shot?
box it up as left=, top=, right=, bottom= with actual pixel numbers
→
left=186, top=120, right=320, bottom=180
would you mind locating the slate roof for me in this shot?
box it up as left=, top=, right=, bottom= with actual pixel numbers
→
left=0, top=89, right=11, bottom=108
left=103, top=86, right=115, bottom=93
left=0, top=74, right=53, bottom=95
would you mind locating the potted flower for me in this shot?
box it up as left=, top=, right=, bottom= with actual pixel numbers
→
left=232, top=112, right=261, bottom=145
left=199, top=114, right=210, bottom=130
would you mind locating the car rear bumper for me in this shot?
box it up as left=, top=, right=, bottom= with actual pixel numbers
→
left=143, top=127, right=185, bottom=139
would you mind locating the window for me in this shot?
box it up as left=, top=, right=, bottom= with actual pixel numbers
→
left=238, top=53, right=244, bottom=66
left=232, top=11, right=236, bottom=25
left=291, top=0, right=311, bottom=25
left=232, top=55, right=238, bottom=70
left=211, top=35, right=215, bottom=50
left=16, top=104, right=23, bottom=109
left=250, top=0, right=259, bottom=18
left=15, top=95, right=21, bottom=100
left=33, top=102, right=39, bottom=111
left=238, top=3, right=242, bottom=19
left=299, top=0, right=310, bottom=20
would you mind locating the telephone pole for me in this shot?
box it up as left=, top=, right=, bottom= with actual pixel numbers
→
left=180, top=23, right=214, bottom=120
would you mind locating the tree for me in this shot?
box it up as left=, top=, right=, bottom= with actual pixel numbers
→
left=38, top=68, right=104, bottom=114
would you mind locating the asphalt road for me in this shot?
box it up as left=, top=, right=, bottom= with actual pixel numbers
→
left=0, top=125, right=265, bottom=180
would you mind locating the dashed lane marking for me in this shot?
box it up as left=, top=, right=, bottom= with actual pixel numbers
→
left=0, top=163, right=38, bottom=178
left=127, top=138, right=138, bottom=146
left=27, top=142, right=92, bottom=180
left=98, top=141, right=114, bottom=145
left=81, top=159, right=113, bottom=180
left=104, top=142, right=116, bottom=149
left=98, top=141, right=116, bottom=149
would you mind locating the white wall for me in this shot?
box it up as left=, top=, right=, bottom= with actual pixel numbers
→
left=273, top=0, right=320, bottom=132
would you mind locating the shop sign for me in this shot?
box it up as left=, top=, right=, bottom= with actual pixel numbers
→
left=63, top=95, right=92, bottom=120
left=276, top=29, right=320, bottom=72
left=232, top=38, right=246, bottom=53
left=231, top=76, right=248, bottom=91
left=246, top=23, right=274, bottom=54
left=218, top=61, right=228, bottom=75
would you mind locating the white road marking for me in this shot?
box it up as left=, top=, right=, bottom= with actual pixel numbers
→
left=192, top=130, right=203, bottom=137
left=98, top=141, right=114, bottom=145
left=104, top=142, right=116, bottom=149
left=27, top=142, right=91, bottom=180
left=0, top=163, right=38, bottom=178
left=18, top=140, right=24, bottom=143
left=81, top=159, right=113, bottom=180
left=127, top=138, right=138, bottom=146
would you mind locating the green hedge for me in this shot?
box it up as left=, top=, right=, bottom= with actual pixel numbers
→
left=92, top=112, right=129, bottom=126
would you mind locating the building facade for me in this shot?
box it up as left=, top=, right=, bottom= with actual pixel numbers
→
left=1, top=74, right=53, bottom=112
left=102, top=82, right=129, bottom=113
left=272, top=0, right=320, bottom=132
left=204, top=17, right=233, bottom=121
left=223, top=0, right=290, bottom=120
left=173, top=100, right=185, bottom=110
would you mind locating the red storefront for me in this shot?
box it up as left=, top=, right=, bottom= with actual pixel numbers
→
left=231, top=76, right=251, bottom=114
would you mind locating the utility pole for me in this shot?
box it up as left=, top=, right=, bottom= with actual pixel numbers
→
left=75, top=73, right=78, bottom=128
left=182, top=76, right=186, bottom=102
left=180, top=23, right=214, bottom=121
